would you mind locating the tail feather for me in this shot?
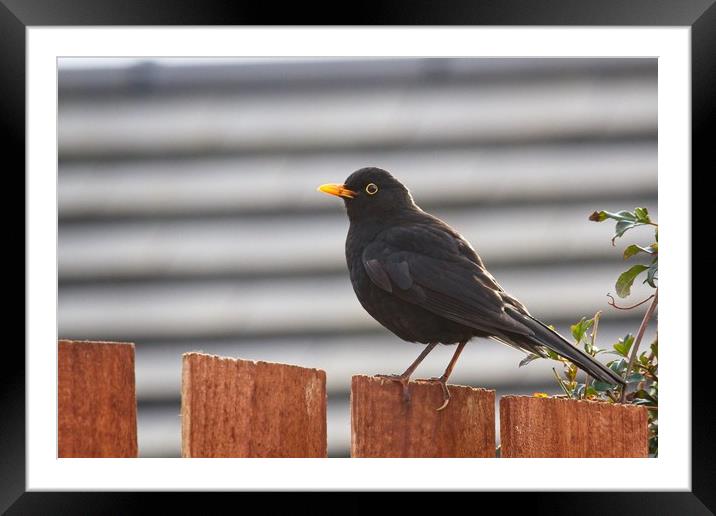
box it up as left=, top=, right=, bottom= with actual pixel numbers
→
left=505, top=307, right=625, bottom=386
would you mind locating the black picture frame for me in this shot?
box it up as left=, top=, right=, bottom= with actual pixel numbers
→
left=4, top=0, right=712, bottom=512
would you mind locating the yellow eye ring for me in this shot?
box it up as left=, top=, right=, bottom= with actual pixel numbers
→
left=366, top=183, right=379, bottom=195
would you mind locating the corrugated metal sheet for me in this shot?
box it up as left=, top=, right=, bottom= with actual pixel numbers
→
left=58, top=57, right=657, bottom=457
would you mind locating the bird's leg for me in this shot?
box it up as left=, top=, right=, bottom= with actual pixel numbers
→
left=376, top=342, right=439, bottom=402
left=422, top=341, right=467, bottom=411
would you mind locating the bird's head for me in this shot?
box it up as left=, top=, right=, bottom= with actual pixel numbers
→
left=317, top=167, right=416, bottom=221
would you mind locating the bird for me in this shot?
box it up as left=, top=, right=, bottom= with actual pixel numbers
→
left=318, top=167, right=625, bottom=410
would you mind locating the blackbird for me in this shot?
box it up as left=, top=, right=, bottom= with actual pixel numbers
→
left=318, top=167, right=625, bottom=410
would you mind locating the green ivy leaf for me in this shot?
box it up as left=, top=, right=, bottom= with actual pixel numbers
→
left=608, top=358, right=628, bottom=376
left=584, top=385, right=598, bottom=398
left=616, top=264, right=649, bottom=298
left=644, top=261, right=658, bottom=288
left=566, top=362, right=578, bottom=382
left=519, top=353, right=541, bottom=368
left=612, top=334, right=635, bottom=358
left=588, top=211, right=608, bottom=222
left=613, top=220, right=637, bottom=243
left=613, top=210, right=637, bottom=221
left=589, top=208, right=653, bottom=244
left=545, top=349, right=560, bottom=361
left=584, top=340, right=599, bottom=356
left=589, top=209, right=636, bottom=224
left=570, top=317, right=594, bottom=343
left=593, top=380, right=613, bottom=392
left=623, top=244, right=654, bottom=259
left=574, top=384, right=585, bottom=398
left=634, top=207, right=651, bottom=224
left=612, top=333, right=634, bottom=358
left=627, top=373, right=646, bottom=383
left=633, top=389, right=657, bottom=404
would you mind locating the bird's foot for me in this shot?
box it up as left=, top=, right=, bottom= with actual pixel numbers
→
left=374, top=373, right=411, bottom=403
left=417, top=376, right=451, bottom=411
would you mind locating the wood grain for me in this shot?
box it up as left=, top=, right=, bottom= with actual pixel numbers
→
left=500, top=395, right=649, bottom=457
left=181, top=352, right=327, bottom=457
left=350, top=375, right=495, bottom=457
left=57, top=340, right=138, bottom=458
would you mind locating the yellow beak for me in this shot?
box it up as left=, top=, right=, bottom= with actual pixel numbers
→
left=317, top=183, right=357, bottom=199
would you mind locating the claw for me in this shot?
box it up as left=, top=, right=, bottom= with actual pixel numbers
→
left=417, top=376, right=451, bottom=411
left=375, top=373, right=411, bottom=403
left=435, top=380, right=451, bottom=411
left=436, top=397, right=450, bottom=412
left=436, top=380, right=450, bottom=412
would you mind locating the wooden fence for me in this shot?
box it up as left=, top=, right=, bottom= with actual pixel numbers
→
left=181, top=352, right=326, bottom=457
left=58, top=340, right=649, bottom=458
left=58, top=340, right=138, bottom=457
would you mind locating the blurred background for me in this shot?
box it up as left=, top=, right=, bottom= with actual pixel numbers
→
left=58, top=57, right=657, bottom=457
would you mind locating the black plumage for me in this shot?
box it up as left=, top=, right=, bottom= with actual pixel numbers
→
left=319, top=167, right=625, bottom=409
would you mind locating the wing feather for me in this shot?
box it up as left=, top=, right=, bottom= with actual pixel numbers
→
left=364, top=258, right=392, bottom=293
left=361, top=225, right=534, bottom=337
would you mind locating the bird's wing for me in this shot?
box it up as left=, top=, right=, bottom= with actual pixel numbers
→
left=361, top=225, right=534, bottom=337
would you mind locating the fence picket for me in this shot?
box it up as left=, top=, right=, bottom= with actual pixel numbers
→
left=58, top=340, right=138, bottom=457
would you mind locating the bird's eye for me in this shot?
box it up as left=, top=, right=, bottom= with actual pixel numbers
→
left=365, top=183, right=379, bottom=195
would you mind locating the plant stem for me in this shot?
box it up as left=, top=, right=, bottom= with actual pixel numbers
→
left=552, top=368, right=571, bottom=398
left=637, top=341, right=657, bottom=391
left=607, top=293, right=655, bottom=310
left=583, top=311, right=602, bottom=398
left=620, top=289, right=658, bottom=403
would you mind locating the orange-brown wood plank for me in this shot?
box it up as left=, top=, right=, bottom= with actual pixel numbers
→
left=350, top=375, right=495, bottom=457
left=58, top=340, right=138, bottom=457
left=500, top=395, right=649, bottom=457
left=181, top=352, right=327, bottom=457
